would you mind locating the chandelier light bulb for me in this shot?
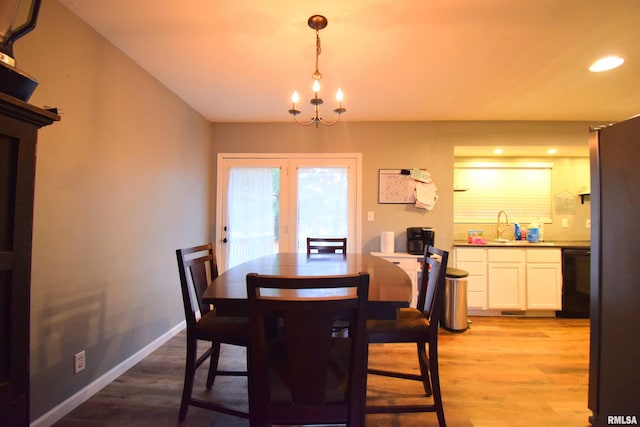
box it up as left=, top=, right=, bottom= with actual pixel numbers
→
left=312, top=80, right=320, bottom=93
left=291, top=91, right=300, bottom=104
left=336, top=89, right=343, bottom=102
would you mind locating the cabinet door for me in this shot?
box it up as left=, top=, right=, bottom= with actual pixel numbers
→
left=390, top=257, right=418, bottom=307
left=455, top=248, right=488, bottom=310
left=372, top=254, right=419, bottom=308
left=488, top=263, right=526, bottom=309
left=526, top=263, right=562, bottom=309
left=457, top=260, right=487, bottom=309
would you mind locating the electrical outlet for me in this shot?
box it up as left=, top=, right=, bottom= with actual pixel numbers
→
left=74, top=350, right=85, bottom=374
left=561, top=218, right=569, bottom=228
left=367, top=211, right=374, bottom=221
left=586, top=219, right=591, bottom=229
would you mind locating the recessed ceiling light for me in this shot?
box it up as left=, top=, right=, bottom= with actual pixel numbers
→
left=493, top=148, right=504, bottom=155
left=589, top=55, right=625, bottom=72
left=547, top=148, right=558, bottom=155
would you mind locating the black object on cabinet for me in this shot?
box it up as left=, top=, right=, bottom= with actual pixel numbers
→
left=0, top=93, right=59, bottom=426
left=406, top=227, right=435, bottom=255
left=588, top=115, right=640, bottom=426
left=557, top=248, right=590, bottom=318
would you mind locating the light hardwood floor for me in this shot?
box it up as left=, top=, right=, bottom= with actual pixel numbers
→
left=54, top=316, right=591, bottom=427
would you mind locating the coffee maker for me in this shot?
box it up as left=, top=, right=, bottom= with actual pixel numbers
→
left=406, top=227, right=435, bottom=255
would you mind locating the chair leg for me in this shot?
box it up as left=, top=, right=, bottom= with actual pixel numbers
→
left=206, top=342, right=222, bottom=389
left=429, top=341, right=446, bottom=427
left=179, top=337, right=198, bottom=421
left=417, top=342, right=433, bottom=396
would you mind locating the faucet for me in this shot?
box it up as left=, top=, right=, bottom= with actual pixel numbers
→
left=497, top=210, right=509, bottom=240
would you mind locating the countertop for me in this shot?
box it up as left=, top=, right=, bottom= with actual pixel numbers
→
left=454, top=240, right=590, bottom=249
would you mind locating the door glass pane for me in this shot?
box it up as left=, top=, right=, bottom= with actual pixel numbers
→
left=227, top=167, right=280, bottom=268
left=296, top=167, right=348, bottom=252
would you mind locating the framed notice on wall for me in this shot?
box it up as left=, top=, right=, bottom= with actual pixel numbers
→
left=378, top=169, right=416, bottom=203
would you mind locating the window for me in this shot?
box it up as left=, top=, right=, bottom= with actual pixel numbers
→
left=454, top=162, right=552, bottom=223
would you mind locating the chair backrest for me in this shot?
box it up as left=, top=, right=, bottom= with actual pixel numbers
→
left=416, top=245, right=449, bottom=327
left=306, top=237, right=347, bottom=255
left=246, top=272, right=369, bottom=426
left=176, top=243, right=218, bottom=328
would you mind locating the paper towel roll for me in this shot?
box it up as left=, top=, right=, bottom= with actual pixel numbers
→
left=380, top=231, right=395, bottom=253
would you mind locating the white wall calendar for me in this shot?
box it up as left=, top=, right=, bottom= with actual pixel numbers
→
left=378, top=169, right=416, bottom=203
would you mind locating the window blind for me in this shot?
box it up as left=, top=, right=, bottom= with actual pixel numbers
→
left=454, top=162, right=552, bottom=223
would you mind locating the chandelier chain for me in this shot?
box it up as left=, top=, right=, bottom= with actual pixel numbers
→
left=315, top=30, right=321, bottom=79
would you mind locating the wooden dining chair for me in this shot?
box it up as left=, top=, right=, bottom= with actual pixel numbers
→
left=175, top=243, right=249, bottom=421
left=246, top=272, right=370, bottom=427
left=366, top=245, right=449, bottom=426
left=306, top=237, right=347, bottom=255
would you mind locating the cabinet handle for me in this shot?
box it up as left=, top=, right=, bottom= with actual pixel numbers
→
left=391, top=261, right=400, bottom=264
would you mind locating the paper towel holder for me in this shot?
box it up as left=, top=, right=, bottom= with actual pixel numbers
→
left=380, top=231, right=395, bottom=254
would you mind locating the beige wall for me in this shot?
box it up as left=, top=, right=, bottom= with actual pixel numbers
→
left=211, top=122, right=455, bottom=253
left=211, top=121, right=595, bottom=253
left=18, top=1, right=212, bottom=420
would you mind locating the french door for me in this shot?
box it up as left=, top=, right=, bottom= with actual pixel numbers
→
left=216, top=154, right=361, bottom=271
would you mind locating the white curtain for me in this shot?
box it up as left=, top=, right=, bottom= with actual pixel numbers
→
left=227, top=168, right=277, bottom=269
left=296, top=167, right=348, bottom=252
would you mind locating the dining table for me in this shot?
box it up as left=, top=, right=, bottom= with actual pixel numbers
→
left=202, top=252, right=413, bottom=320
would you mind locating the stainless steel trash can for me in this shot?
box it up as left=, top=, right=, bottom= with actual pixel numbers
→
left=443, top=268, right=469, bottom=332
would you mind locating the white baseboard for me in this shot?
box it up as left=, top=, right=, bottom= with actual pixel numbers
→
left=31, top=321, right=186, bottom=427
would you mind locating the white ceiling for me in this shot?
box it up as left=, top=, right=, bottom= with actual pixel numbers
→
left=58, top=0, right=640, bottom=123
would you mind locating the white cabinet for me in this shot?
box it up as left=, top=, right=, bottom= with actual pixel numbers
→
left=454, top=248, right=488, bottom=309
left=453, top=246, right=564, bottom=314
left=525, top=249, right=562, bottom=309
left=487, top=249, right=526, bottom=310
left=370, top=252, right=421, bottom=307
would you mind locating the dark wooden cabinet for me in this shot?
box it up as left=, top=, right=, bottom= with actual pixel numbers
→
left=0, top=93, right=59, bottom=426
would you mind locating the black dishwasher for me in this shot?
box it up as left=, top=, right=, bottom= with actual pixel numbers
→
left=557, top=248, right=590, bottom=318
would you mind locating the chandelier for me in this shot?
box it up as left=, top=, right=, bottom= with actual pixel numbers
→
left=288, top=15, right=346, bottom=127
